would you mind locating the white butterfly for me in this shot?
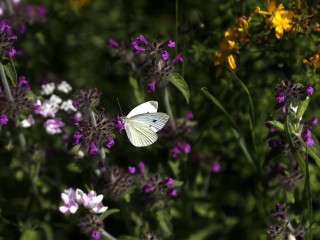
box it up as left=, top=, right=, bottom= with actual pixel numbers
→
left=122, top=101, right=169, bottom=147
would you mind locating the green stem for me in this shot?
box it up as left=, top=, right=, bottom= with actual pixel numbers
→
left=163, top=87, right=176, bottom=131
left=100, top=229, right=117, bottom=240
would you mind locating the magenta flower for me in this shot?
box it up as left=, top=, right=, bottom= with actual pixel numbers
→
left=184, top=111, right=194, bottom=121
left=5, top=46, right=17, bottom=58
left=18, top=76, right=30, bottom=91
left=136, top=35, right=148, bottom=45
left=89, top=141, right=98, bottom=155
left=304, top=84, right=314, bottom=95
left=211, top=162, right=221, bottom=173
left=73, top=131, right=83, bottom=145
left=142, top=183, right=153, bottom=193
left=167, top=40, right=176, bottom=48
left=59, top=188, right=79, bottom=215
left=167, top=188, right=177, bottom=197
left=276, top=92, right=285, bottom=103
left=138, top=161, right=145, bottom=173
left=172, top=142, right=191, bottom=158
left=91, top=230, right=101, bottom=240
left=160, top=50, right=169, bottom=61
left=173, top=53, right=183, bottom=63
left=128, top=166, right=136, bottom=174
left=113, top=115, right=125, bottom=132
left=105, top=135, right=114, bottom=148
left=163, top=178, right=174, bottom=187
left=0, top=114, right=8, bottom=125
left=108, top=38, right=119, bottom=48
left=148, top=80, right=157, bottom=92
left=307, top=116, right=318, bottom=126
left=301, top=128, right=314, bottom=147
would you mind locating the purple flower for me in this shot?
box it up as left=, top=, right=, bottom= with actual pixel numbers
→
left=59, top=188, right=79, bottom=215
left=18, top=76, right=30, bottom=91
left=172, top=146, right=181, bottom=158
left=113, top=115, right=125, bottom=132
left=44, top=118, right=65, bottom=135
left=167, top=40, right=176, bottom=48
left=5, top=46, right=17, bottom=58
left=142, top=183, right=153, bottom=193
left=173, top=53, right=183, bottom=63
left=0, top=20, right=7, bottom=31
left=72, top=100, right=79, bottom=108
left=211, top=162, right=221, bottom=173
left=301, top=128, right=314, bottom=147
left=163, top=178, right=174, bottom=187
left=148, top=80, right=157, bottom=92
left=136, top=35, right=148, bottom=45
left=167, top=188, right=177, bottom=197
left=19, top=24, right=27, bottom=34
left=184, top=111, right=193, bottom=121
left=73, top=131, right=83, bottom=145
left=138, top=161, right=145, bottom=173
left=172, top=142, right=191, bottom=158
left=89, top=141, right=98, bottom=155
left=128, top=166, right=136, bottom=174
left=276, top=92, right=285, bottom=103
left=160, top=50, right=169, bottom=61
left=108, top=38, right=119, bottom=48
left=105, top=135, right=114, bottom=148
left=36, top=5, right=47, bottom=17
left=307, top=116, right=318, bottom=126
left=304, top=84, right=314, bottom=95
left=91, top=230, right=101, bottom=240
left=0, top=114, right=8, bottom=125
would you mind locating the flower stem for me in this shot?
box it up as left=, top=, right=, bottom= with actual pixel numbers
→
left=163, top=86, right=176, bottom=131
left=0, top=63, right=26, bottom=151
left=100, top=229, right=117, bottom=240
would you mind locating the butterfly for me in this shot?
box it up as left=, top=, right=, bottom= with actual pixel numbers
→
left=122, top=101, right=169, bottom=147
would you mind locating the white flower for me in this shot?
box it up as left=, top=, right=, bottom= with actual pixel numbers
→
left=44, top=118, right=65, bottom=135
left=59, top=188, right=79, bottom=215
left=38, top=100, right=59, bottom=118
left=75, top=189, right=108, bottom=214
left=49, top=94, right=62, bottom=106
left=20, top=115, right=35, bottom=128
left=41, top=82, right=55, bottom=95
left=288, top=234, right=296, bottom=240
left=57, top=81, right=72, bottom=94
left=60, top=100, right=77, bottom=112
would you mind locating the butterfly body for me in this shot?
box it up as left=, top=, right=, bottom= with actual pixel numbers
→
left=122, top=101, right=169, bottom=147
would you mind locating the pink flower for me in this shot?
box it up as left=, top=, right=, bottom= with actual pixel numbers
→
left=59, top=188, right=79, bottom=215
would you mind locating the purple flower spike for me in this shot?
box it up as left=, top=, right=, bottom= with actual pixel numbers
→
left=73, top=131, right=83, bottom=145
left=148, top=80, right=157, bottom=93
left=128, top=166, right=136, bottom=174
left=167, top=40, right=176, bottom=48
left=301, top=128, right=314, bottom=147
left=304, top=84, right=314, bottom=95
left=138, top=161, right=145, bottom=173
left=105, top=135, right=114, bottom=148
left=0, top=114, right=9, bottom=125
left=18, top=76, right=30, bottom=91
left=276, top=92, right=285, bottom=103
left=89, top=141, right=99, bottom=154
left=108, top=38, right=119, bottom=48
left=211, top=162, right=221, bottom=173
left=137, top=35, right=148, bottom=45
left=5, top=46, right=17, bottom=58
left=91, top=230, right=101, bottom=240
left=173, top=53, right=183, bottom=63
left=160, top=50, right=169, bottom=61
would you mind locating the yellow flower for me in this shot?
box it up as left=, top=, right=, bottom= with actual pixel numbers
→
left=227, top=55, right=237, bottom=70
left=303, top=54, right=320, bottom=69
left=256, top=1, right=295, bottom=39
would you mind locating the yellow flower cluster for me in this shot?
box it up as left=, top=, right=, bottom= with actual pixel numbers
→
left=256, top=1, right=296, bottom=39
left=210, top=16, right=250, bottom=70
left=303, top=51, right=320, bottom=70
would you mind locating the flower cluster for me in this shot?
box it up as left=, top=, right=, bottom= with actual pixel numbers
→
left=108, top=35, right=183, bottom=92
left=59, top=188, right=108, bottom=215
left=0, top=20, right=17, bottom=58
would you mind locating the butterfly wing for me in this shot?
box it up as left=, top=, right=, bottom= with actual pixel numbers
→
left=124, top=119, right=158, bottom=147
left=129, top=112, right=169, bottom=132
left=126, top=101, right=158, bottom=118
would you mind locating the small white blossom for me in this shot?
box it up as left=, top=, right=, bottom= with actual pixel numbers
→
left=44, top=118, right=65, bottom=134
left=49, top=94, right=62, bottom=106
left=60, top=100, right=77, bottom=112
left=38, top=100, right=59, bottom=118
left=59, top=188, right=79, bottom=215
left=75, top=189, right=108, bottom=214
left=57, top=81, right=72, bottom=94
left=41, top=82, right=55, bottom=95
left=20, top=115, right=35, bottom=128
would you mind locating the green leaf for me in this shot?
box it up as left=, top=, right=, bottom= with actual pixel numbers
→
left=118, top=236, right=140, bottom=240
left=3, top=58, right=17, bottom=87
left=170, top=73, right=190, bottom=103
left=129, top=76, right=144, bottom=104
left=187, top=224, right=220, bottom=240
left=156, top=209, right=172, bottom=237
left=268, top=121, right=285, bottom=131
left=98, top=208, right=120, bottom=221
left=232, top=128, right=255, bottom=168
left=168, top=160, right=180, bottom=177
left=201, top=87, right=239, bottom=130
left=297, top=96, right=310, bottom=120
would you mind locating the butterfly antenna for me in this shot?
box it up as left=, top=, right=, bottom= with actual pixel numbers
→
left=117, top=98, right=123, bottom=115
